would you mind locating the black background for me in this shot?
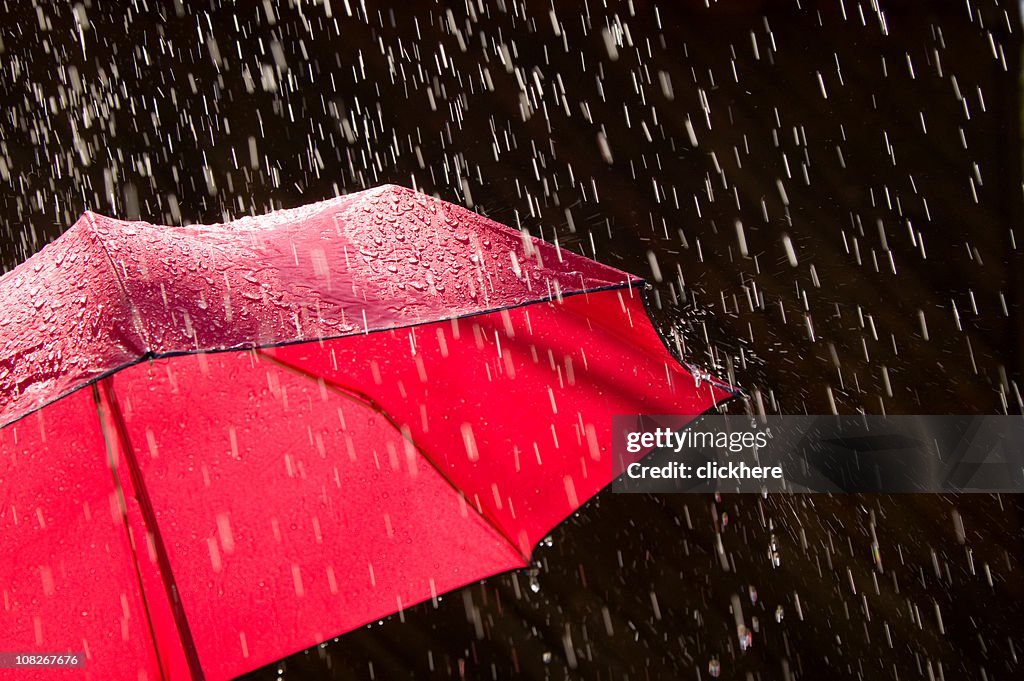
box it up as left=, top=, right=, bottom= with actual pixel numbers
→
left=1, top=1, right=1023, bottom=679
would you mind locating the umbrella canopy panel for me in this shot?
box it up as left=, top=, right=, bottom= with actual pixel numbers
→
left=0, top=185, right=627, bottom=429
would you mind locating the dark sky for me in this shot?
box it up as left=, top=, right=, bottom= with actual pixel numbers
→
left=1, top=1, right=1022, bottom=679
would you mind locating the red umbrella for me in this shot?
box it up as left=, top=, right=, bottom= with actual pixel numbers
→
left=0, top=184, right=734, bottom=681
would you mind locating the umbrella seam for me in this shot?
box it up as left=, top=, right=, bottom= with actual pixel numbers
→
left=83, top=211, right=153, bottom=353
left=253, top=347, right=533, bottom=567
left=0, top=281, right=740, bottom=429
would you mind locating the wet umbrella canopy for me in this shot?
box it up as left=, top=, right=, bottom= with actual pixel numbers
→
left=0, top=185, right=733, bottom=680
left=1, top=0, right=1023, bottom=680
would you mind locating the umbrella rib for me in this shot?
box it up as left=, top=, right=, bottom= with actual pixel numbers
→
left=253, top=348, right=531, bottom=565
left=94, top=378, right=207, bottom=681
